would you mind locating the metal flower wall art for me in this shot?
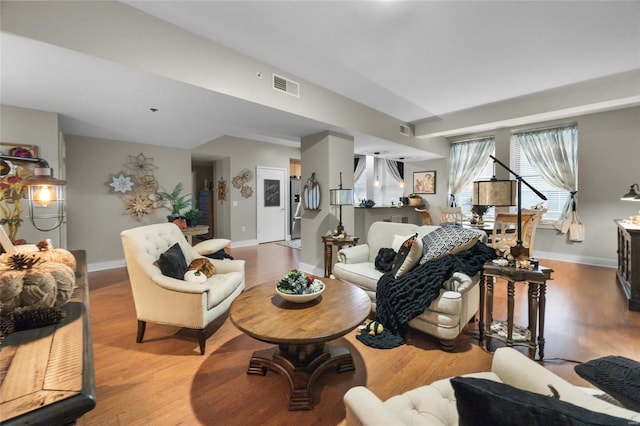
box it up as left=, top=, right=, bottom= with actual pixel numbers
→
left=106, top=153, right=162, bottom=218
left=0, top=143, right=38, bottom=243
left=232, top=168, right=254, bottom=199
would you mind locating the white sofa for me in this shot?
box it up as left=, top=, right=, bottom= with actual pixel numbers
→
left=344, top=347, right=640, bottom=425
left=333, top=221, right=485, bottom=350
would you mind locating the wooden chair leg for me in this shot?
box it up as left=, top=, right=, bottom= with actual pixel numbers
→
left=439, top=339, right=455, bottom=351
left=136, top=320, right=146, bottom=343
left=198, top=329, right=206, bottom=355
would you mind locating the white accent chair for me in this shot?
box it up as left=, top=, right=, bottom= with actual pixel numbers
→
left=121, top=223, right=245, bottom=354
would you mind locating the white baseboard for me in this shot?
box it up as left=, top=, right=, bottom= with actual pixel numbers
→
left=231, top=239, right=259, bottom=248
left=533, top=250, right=616, bottom=269
left=88, top=259, right=126, bottom=273
left=298, top=262, right=324, bottom=277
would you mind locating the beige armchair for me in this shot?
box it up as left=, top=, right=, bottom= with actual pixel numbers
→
left=121, top=223, right=245, bottom=354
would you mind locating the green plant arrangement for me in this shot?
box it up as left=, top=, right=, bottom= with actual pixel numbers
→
left=183, top=209, right=200, bottom=227
left=158, top=183, right=191, bottom=219
left=276, top=270, right=323, bottom=295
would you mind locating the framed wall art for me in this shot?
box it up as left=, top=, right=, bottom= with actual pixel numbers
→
left=413, top=171, right=436, bottom=194
left=0, top=142, right=38, bottom=176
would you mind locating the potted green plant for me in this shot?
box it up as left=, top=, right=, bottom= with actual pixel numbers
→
left=183, top=209, right=200, bottom=227
left=158, top=183, right=191, bottom=221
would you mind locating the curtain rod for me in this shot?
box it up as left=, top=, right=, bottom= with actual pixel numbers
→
left=450, top=135, right=495, bottom=144
left=512, top=122, right=577, bottom=135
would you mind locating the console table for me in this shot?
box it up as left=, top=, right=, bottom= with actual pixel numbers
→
left=0, top=250, right=96, bottom=425
left=615, top=219, right=640, bottom=311
left=479, top=262, right=553, bottom=360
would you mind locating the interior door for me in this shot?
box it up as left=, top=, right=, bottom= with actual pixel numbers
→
left=257, top=166, right=286, bottom=243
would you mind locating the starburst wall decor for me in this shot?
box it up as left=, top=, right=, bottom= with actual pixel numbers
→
left=106, top=153, right=162, bottom=218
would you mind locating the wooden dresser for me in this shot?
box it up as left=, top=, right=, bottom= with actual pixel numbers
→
left=0, top=250, right=96, bottom=425
left=615, top=220, right=640, bottom=311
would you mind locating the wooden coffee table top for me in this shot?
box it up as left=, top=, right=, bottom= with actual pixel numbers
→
left=230, top=278, right=371, bottom=345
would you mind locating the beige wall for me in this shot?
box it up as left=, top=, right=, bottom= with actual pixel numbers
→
left=429, top=106, right=640, bottom=267
left=191, top=136, right=300, bottom=245
left=65, top=135, right=191, bottom=268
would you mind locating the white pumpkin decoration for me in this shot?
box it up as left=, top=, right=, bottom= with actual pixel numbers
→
left=184, top=269, right=207, bottom=284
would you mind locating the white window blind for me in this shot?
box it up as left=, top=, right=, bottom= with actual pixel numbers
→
left=510, top=135, right=577, bottom=221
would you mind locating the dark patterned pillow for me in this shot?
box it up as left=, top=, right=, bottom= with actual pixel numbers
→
left=391, top=234, right=422, bottom=278
left=158, top=243, right=188, bottom=280
left=420, top=225, right=481, bottom=264
left=575, top=356, right=640, bottom=412
left=451, top=377, right=631, bottom=426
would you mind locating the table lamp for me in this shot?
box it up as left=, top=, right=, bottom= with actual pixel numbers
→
left=473, top=155, right=547, bottom=259
left=0, top=154, right=66, bottom=231
left=329, top=172, right=353, bottom=236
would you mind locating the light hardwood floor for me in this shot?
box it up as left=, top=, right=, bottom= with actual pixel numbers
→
left=79, top=242, right=640, bottom=425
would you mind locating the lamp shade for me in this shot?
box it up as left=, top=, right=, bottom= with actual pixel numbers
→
left=330, top=188, right=353, bottom=206
left=473, top=180, right=517, bottom=206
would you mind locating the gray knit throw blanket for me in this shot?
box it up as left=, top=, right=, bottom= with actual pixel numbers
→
left=356, top=241, right=496, bottom=349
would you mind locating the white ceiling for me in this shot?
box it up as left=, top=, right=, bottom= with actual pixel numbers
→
left=2, top=1, right=639, bottom=161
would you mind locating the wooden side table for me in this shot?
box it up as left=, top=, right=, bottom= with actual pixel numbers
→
left=181, top=224, right=209, bottom=245
left=321, top=235, right=359, bottom=277
left=479, top=262, right=553, bottom=359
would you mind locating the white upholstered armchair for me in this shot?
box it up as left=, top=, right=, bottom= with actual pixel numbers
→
left=120, top=223, right=245, bottom=354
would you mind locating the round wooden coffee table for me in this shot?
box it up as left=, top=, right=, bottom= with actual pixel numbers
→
left=229, top=278, right=371, bottom=410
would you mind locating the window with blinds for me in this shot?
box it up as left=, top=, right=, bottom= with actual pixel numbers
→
left=510, top=134, right=577, bottom=221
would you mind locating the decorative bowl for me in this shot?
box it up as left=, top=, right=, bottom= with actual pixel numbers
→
left=276, top=280, right=325, bottom=303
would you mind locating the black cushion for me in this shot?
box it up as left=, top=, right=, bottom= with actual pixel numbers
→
left=158, top=243, right=188, bottom=280
left=451, top=376, right=630, bottom=426
left=575, top=356, right=640, bottom=412
left=374, top=248, right=396, bottom=272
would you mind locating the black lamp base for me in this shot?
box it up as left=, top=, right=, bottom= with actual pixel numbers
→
left=510, top=245, right=530, bottom=259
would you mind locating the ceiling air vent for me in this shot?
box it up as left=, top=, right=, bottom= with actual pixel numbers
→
left=400, top=123, right=412, bottom=137
left=273, top=73, right=300, bottom=98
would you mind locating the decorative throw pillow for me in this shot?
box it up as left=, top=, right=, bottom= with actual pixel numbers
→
left=158, top=243, right=188, bottom=280
left=188, top=258, right=216, bottom=278
left=451, top=377, right=630, bottom=426
left=391, top=234, right=413, bottom=252
left=374, top=248, right=396, bottom=272
left=391, top=234, right=423, bottom=278
left=419, top=225, right=481, bottom=264
left=574, top=356, right=640, bottom=412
